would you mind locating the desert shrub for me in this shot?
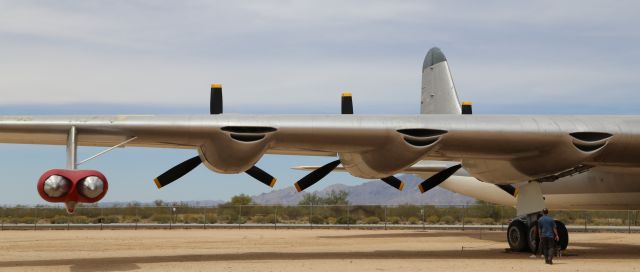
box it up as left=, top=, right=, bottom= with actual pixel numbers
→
left=388, top=216, right=401, bottom=224
left=50, top=215, right=69, bottom=224
left=310, top=215, right=324, bottom=224
left=440, top=215, right=454, bottom=224
left=426, top=215, right=439, bottom=224
left=408, top=217, right=420, bottom=225
left=336, top=216, right=356, bottom=224
left=205, top=214, right=218, bottom=224
left=471, top=217, right=495, bottom=225
left=363, top=216, right=380, bottom=224
left=150, top=214, right=172, bottom=223
left=182, top=214, right=204, bottom=224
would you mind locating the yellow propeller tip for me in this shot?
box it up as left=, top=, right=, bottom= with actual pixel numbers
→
left=153, top=179, right=162, bottom=189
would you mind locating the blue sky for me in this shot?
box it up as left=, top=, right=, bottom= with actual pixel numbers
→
left=1, top=1, right=640, bottom=204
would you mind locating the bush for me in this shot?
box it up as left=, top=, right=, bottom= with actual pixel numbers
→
left=50, top=215, right=69, bottom=224
left=181, top=214, right=204, bottom=224
left=150, top=214, right=172, bottom=223
left=252, top=215, right=267, bottom=224
left=441, top=215, right=454, bottom=224
left=426, top=215, right=439, bottom=224
left=205, top=214, right=218, bottom=224
left=336, top=216, right=356, bottom=224
left=363, top=216, right=380, bottom=224
left=310, top=215, right=324, bottom=224
left=408, top=217, right=420, bottom=225
left=472, top=218, right=495, bottom=225
left=388, top=216, right=401, bottom=224
left=92, top=215, right=120, bottom=224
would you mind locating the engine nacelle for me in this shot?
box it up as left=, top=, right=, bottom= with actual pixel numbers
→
left=37, top=169, right=108, bottom=214
left=198, top=126, right=277, bottom=173
left=340, top=129, right=446, bottom=179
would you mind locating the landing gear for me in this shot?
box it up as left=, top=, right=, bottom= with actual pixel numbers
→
left=556, top=220, right=568, bottom=250
left=507, top=220, right=529, bottom=251
left=506, top=215, right=569, bottom=253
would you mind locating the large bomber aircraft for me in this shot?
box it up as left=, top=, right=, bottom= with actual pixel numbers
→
left=3, top=47, right=639, bottom=253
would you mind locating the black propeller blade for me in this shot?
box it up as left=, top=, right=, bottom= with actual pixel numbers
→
left=341, top=92, right=353, bottom=114
left=496, top=184, right=517, bottom=197
left=461, top=101, right=472, bottom=115
left=381, top=176, right=404, bottom=191
left=154, top=156, right=203, bottom=189
left=210, top=83, right=223, bottom=114
left=418, top=164, right=462, bottom=193
left=294, top=160, right=341, bottom=192
left=246, top=166, right=277, bottom=188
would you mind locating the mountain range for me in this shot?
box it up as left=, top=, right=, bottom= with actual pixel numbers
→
left=252, top=174, right=475, bottom=205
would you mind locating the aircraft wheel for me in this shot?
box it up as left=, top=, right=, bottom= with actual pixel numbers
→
left=507, top=220, right=529, bottom=252
left=555, top=220, right=569, bottom=250
left=528, top=224, right=539, bottom=253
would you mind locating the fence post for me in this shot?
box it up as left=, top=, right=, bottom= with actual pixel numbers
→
left=238, top=205, right=242, bottom=229
left=421, top=207, right=425, bottom=231
left=500, top=206, right=504, bottom=231
left=584, top=211, right=588, bottom=232
left=462, top=205, right=466, bottom=231
left=169, top=206, right=173, bottom=230
left=309, top=205, right=313, bottom=230
left=203, top=207, right=207, bottom=230
left=274, top=207, right=277, bottom=230
left=347, top=204, right=350, bottom=230
left=1, top=206, right=4, bottom=231
left=34, top=206, right=38, bottom=231
left=135, top=206, right=138, bottom=231
left=628, top=210, right=631, bottom=234
left=384, top=206, right=387, bottom=230
left=100, top=207, right=104, bottom=231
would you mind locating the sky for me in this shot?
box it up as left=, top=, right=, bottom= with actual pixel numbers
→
left=1, top=1, right=640, bottom=205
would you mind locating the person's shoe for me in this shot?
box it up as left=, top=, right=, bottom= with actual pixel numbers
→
left=549, top=260, right=553, bottom=265
left=529, top=254, right=537, bottom=258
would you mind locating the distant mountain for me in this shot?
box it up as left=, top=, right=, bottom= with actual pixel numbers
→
left=252, top=175, right=475, bottom=205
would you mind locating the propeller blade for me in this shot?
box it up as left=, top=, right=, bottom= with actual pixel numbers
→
left=154, top=156, right=202, bottom=189
left=381, top=176, right=404, bottom=191
left=294, top=160, right=341, bottom=192
left=245, top=165, right=277, bottom=188
left=341, top=92, right=353, bottom=114
left=418, top=164, right=462, bottom=193
left=210, top=83, right=223, bottom=114
left=496, top=184, right=517, bottom=197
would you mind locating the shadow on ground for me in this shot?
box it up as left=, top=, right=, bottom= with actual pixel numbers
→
left=1, top=242, right=639, bottom=272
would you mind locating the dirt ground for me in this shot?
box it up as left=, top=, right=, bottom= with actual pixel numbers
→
left=0, top=229, right=638, bottom=272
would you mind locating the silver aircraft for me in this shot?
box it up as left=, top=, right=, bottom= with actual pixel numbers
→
left=2, top=47, right=639, bottom=253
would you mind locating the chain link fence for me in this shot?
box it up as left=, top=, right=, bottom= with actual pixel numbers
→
left=1, top=204, right=639, bottom=232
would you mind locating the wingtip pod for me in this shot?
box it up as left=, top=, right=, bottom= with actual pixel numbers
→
left=294, top=182, right=302, bottom=192
left=399, top=181, right=405, bottom=191
left=269, top=178, right=277, bottom=188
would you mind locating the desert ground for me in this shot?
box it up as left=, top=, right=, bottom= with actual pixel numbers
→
left=0, top=229, right=638, bottom=272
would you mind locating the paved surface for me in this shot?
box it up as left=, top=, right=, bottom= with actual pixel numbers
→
left=0, top=229, right=639, bottom=271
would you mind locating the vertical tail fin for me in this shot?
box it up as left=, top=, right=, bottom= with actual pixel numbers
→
left=421, top=47, right=462, bottom=114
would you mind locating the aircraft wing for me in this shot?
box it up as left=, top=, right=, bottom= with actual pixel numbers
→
left=0, top=114, right=638, bottom=184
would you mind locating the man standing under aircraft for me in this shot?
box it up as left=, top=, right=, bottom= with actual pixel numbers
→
left=538, top=208, right=559, bottom=264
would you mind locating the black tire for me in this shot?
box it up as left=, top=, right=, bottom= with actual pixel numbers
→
left=507, top=220, right=530, bottom=252
left=555, top=220, right=568, bottom=250
left=528, top=224, right=540, bottom=254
